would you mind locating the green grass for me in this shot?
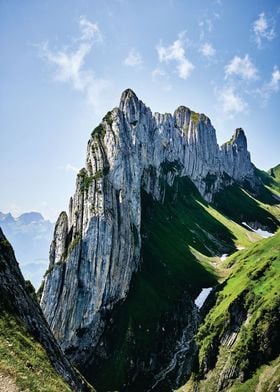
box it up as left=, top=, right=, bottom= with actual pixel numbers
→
left=229, top=356, right=280, bottom=392
left=0, top=312, right=71, bottom=391
left=85, top=176, right=266, bottom=392
left=190, top=111, right=200, bottom=125
left=91, top=124, right=106, bottom=139
left=102, top=110, right=113, bottom=126
left=183, top=231, right=280, bottom=391
left=268, top=163, right=280, bottom=181
left=214, top=185, right=280, bottom=231
left=256, top=167, right=280, bottom=196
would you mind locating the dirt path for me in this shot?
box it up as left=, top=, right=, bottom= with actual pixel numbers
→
left=0, top=373, right=19, bottom=392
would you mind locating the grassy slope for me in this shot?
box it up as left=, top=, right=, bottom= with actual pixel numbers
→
left=86, top=176, right=266, bottom=392
left=0, top=312, right=72, bottom=392
left=255, top=165, right=280, bottom=196
left=229, top=356, right=280, bottom=392
left=214, top=185, right=280, bottom=231
left=177, top=231, right=280, bottom=392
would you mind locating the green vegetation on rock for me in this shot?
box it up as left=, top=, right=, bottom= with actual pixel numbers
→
left=256, top=166, right=280, bottom=196
left=190, top=111, right=200, bottom=125
left=91, top=124, right=106, bottom=139
left=214, top=185, right=280, bottom=232
left=178, top=231, right=280, bottom=392
left=103, top=111, right=113, bottom=126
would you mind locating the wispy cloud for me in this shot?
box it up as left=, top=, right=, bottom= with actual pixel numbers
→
left=198, top=8, right=221, bottom=40
left=198, top=19, right=213, bottom=40
left=257, top=66, right=280, bottom=105
left=156, top=33, right=194, bottom=79
left=217, top=86, right=248, bottom=117
left=225, top=55, right=258, bottom=80
left=38, top=16, right=110, bottom=110
left=152, top=67, right=166, bottom=80
left=269, top=66, right=280, bottom=91
left=152, top=67, right=172, bottom=91
left=79, top=16, right=102, bottom=42
left=40, top=41, right=92, bottom=90
left=253, top=12, right=276, bottom=48
left=200, top=42, right=216, bottom=58
left=65, top=163, right=79, bottom=174
left=123, top=49, right=143, bottom=67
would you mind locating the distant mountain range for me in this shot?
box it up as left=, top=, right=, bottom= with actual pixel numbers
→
left=0, top=211, right=53, bottom=288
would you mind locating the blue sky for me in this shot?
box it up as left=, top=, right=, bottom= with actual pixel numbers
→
left=1, top=0, right=279, bottom=221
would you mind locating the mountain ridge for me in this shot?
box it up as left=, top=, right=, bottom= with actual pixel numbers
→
left=39, top=89, right=279, bottom=391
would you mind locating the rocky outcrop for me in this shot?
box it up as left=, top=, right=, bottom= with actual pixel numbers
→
left=220, top=128, right=253, bottom=182
left=40, top=89, right=257, bottom=374
left=0, top=228, right=92, bottom=391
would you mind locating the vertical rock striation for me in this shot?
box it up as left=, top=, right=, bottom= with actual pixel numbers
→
left=41, top=89, right=257, bottom=369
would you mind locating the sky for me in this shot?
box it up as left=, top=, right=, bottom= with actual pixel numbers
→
left=0, top=0, right=279, bottom=221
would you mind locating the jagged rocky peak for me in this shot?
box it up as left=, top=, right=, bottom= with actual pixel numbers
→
left=226, top=127, right=247, bottom=148
left=49, top=211, right=68, bottom=267
left=119, top=87, right=139, bottom=107
left=119, top=88, right=145, bottom=124
left=173, top=106, right=191, bottom=129
left=40, top=88, right=257, bottom=372
left=221, top=127, right=254, bottom=182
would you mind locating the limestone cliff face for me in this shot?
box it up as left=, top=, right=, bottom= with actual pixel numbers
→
left=41, top=89, right=256, bottom=366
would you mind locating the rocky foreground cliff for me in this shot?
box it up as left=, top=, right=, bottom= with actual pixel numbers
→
left=0, top=228, right=93, bottom=391
left=40, top=89, right=279, bottom=391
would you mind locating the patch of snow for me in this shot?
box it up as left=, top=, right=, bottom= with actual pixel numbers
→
left=242, top=222, right=274, bottom=238
left=195, top=288, right=212, bottom=309
left=254, top=228, right=274, bottom=238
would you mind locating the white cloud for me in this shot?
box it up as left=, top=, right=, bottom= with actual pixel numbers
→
left=65, top=163, right=79, bottom=174
left=225, top=55, right=258, bottom=80
left=217, top=86, right=248, bottom=116
left=152, top=67, right=166, bottom=80
left=253, top=12, right=276, bottom=48
left=199, top=19, right=213, bottom=40
left=270, top=66, right=280, bottom=90
left=200, top=42, right=216, bottom=58
left=258, top=66, right=280, bottom=105
left=198, top=9, right=220, bottom=40
left=41, top=41, right=92, bottom=90
left=157, top=33, right=194, bottom=79
left=79, top=16, right=102, bottom=42
left=39, top=17, right=109, bottom=110
left=123, top=49, right=143, bottom=67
